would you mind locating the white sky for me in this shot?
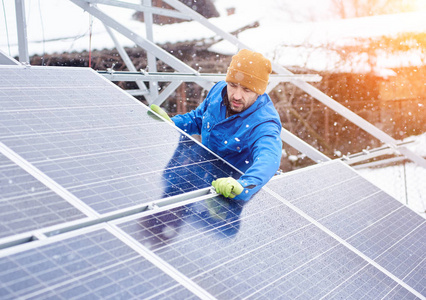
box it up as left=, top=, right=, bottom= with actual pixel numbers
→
left=1, top=0, right=426, bottom=72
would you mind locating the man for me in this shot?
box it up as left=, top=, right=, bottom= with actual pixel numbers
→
left=151, top=49, right=282, bottom=201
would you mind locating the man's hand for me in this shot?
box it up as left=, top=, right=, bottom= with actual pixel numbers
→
left=211, top=177, right=243, bottom=199
left=150, top=104, right=173, bottom=123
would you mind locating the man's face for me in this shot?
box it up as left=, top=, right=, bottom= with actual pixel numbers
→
left=226, top=82, right=259, bottom=113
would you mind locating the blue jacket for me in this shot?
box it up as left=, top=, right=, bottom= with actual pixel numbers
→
left=172, top=81, right=282, bottom=201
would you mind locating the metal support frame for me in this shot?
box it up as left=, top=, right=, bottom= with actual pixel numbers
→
left=150, top=81, right=183, bottom=106
left=0, top=50, right=19, bottom=65
left=85, top=0, right=191, bottom=20
left=70, top=0, right=215, bottom=98
left=341, top=140, right=414, bottom=165
left=11, top=0, right=426, bottom=167
left=280, top=129, right=330, bottom=163
left=286, top=79, right=426, bottom=168
left=14, top=0, right=29, bottom=63
left=143, top=0, right=159, bottom=100
left=98, top=71, right=322, bottom=83
left=103, top=24, right=152, bottom=101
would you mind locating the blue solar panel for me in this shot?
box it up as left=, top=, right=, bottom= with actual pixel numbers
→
left=0, top=153, right=86, bottom=240
left=116, top=189, right=420, bottom=299
left=0, top=227, right=199, bottom=299
left=1, top=66, right=424, bottom=299
left=0, top=66, right=239, bottom=216
left=267, top=160, right=426, bottom=298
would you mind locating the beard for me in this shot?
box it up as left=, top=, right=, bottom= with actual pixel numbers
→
left=225, top=94, right=240, bottom=117
left=228, top=98, right=245, bottom=113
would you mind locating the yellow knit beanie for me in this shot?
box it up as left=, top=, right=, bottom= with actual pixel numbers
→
left=225, top=49, right=272, bottom=94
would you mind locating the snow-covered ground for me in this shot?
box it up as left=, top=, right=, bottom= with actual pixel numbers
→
left=356, top=133, right=426, bottom=218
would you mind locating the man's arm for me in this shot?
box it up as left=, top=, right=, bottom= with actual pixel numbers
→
left=172, top=83, right=222, bottom=135
left=171, top=104, right=204, bottom=135
left=234, top=123, right=282, bottom=201
left=172, top=81, right=226, bottom=135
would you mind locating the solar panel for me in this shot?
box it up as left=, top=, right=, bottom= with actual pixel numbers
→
left=114, top=176, right=425, bottom=299
left=266, top=161, right=426, bottom=298
left=0, top=153, right=86, bottom=240
left=0, top=226, right=200, bottom=299
left=0, top=66, right=238, bottom=220
left=1, top=65, right=425, bottom=299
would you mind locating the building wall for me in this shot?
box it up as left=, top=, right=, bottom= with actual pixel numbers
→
left=377, top=66, right=426, bottom=137
left=378, top=67, right=426, bottom=101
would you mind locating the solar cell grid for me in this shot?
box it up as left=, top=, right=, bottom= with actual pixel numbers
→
left=0, top=66, right=239, bottom=215
left=322, top=265, right=417, bottom=300
left=1, top=66, right=425, bottom=299
left=267, top=160, right=426, bottom=298
left=0, top=227, right=198, bottom=300
left=290, top=176, right=380, bottom=220
left=0, top=91, right=130, bottom=114
left=349, top=210, right=425, bottom=292
left=320, top=192, right=410, bottom=240
left=0, top=154, right=86, bottom=240
left=0, top=106, right=161, bottom=141
left=0, top=67, right=105, bottom=88
left=268, top=161, right=358, bottom=201
left=47, top=141, right=233, bottom=214
left=117, top=190, right=419, bottom=299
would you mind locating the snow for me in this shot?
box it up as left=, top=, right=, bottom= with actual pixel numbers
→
left=211, top=10, right=426, bottom=72
left=1, top=0, right=426, bottom=71
left=404, top=132, right=426, bottom=157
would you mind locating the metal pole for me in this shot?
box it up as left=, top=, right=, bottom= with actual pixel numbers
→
left=15, top=0, right=29, bottom=63
left=143, top=0, right=159, bottom=100
left=280, top=129, right=330, bottom=163
left=103, top=24, right=152, bottom=102
left=70, top=0, right=213, bottom=92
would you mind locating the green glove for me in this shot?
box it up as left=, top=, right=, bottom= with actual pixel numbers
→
left=211, top=177, right=244, bottom=199
left=150, top=104, right=173, bottom=123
